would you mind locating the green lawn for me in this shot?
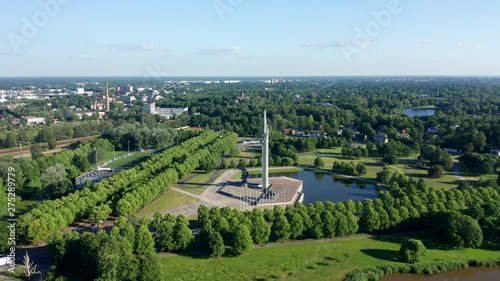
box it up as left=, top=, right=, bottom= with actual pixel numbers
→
left=179, top=171, right=217, bottom=195
left=315, top=148, right=342, bottom=154
left=103, top=151, right=153, bottom=169
left=136, top=190, right=198, bottom=217
left=161, top=234, right=500, bottom=281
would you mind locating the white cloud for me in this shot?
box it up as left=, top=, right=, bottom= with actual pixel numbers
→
left=475, top=44, right=489, bottom=49
left=110, top=43, right=159, bottom=50
left=197, top=46, right=243, bottom=56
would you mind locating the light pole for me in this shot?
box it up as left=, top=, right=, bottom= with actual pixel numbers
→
left=18, top=141, right=31, bottom=158
left=113, top=145, right=116, bottom=160
left=127, top=140, right=130, bottom=155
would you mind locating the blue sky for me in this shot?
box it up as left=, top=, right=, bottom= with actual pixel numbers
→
left=0, top=0, right=498, bottom=76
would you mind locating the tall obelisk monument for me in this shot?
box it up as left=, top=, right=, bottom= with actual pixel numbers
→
left=262, top=110, right=269, bottom=190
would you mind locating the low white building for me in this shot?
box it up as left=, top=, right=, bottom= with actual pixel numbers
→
left=24, top=116, right=46, bottom=125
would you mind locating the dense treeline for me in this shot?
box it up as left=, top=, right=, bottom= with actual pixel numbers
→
left=46, top=217, right=164, bottom=281
left=16, top=130, right=219, bottom=243
left=360, top=177, right=500, bottom=248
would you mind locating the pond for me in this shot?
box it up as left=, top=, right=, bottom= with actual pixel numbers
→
left=404, top=107, right=436, bottom=117
left=380, top=267, right=500, bottom=281
left=249, top=171, right=378, bottom=204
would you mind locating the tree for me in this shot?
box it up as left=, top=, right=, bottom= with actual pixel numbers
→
left=238, top=159, right=247, bottom=169
left=428, top=165, right=444, bottom=178
left=288, top=213, right=304, bottom=239
left=398, top=239, right=428, bottom=263
left=441, top=213, right=483, bottom=248
left=89, top=205, right=112, bottom=223
left=48, top=136, right=57, bottom=149
left=138, top=253, right=165, bottom=281
left=271, top=214, right=291, bottom=241
left=382, top=154, right=399, bottom=165
left=209, top=231, right=225, bottom=257
left=321, top=211, right=336, bottom=238
left=173, top=216, right=193, bottom=251
left=314, top=157, right=325, bottom=169
left=229, top=159, right=237, bottom=169
left=250, top=209, right=271, bottom=244
left=232, top=225, right=253, bottom=255
left=220, top=158, right=228, bottom=169
left=355, top=163, right=367, bottom=176
left=30, top=144, right=44, bottom=160
left=135, top=224, right=155, bottom=255
left=360, top=206, right=381, bottom=233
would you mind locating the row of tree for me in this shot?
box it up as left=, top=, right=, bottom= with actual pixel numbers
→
left=16, top=131, right=218, bottom=243
left=192, top=202, right=359, bottom=256
left=332, top=160, right=367, bottom=176
left=47, top=217, right=164, bottom=281
left=359, top=178, right=500, bottom=248
left=116, top=133, right=237, bottom=217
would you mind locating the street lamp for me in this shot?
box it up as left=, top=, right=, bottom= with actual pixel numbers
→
left=18, top=141, right=31, bottom=158
left=113, top=145, right=116, bottom=160
left=127, top=140, right=130, bottom=155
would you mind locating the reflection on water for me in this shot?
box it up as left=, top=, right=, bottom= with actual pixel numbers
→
left=380, top=267, right=500, bottom=281
left=249, top=171, right=378, bottom=204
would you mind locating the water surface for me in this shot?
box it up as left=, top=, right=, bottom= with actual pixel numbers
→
left=250, top=171, right=378, bottom=204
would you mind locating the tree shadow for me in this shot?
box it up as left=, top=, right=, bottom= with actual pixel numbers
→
left=360, top=249, right=399, bottom=262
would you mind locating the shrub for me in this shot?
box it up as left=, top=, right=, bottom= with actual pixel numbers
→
left=398, top=239, right=428, bottom=263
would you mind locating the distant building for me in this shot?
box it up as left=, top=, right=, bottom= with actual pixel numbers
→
left=24, top=116, right=46, bottom=125
left=156, top=107, right=188, bottom=119
left=119, top=95, right=136, bottom=103
left=143, top=102, right=188, bottom=119
left=116, top=86, right=134, bottom=93
left=76, top=87, right=85, bottom=94
left=143, top=102, right=156, bottom=114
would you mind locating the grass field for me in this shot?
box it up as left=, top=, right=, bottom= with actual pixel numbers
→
left=103, top=151, right=153, bottom=168
left=136, top=190, right=198, bottom=217
left=161, top=234, right=500, bottom=281
left=179, top=170, right=217, bottom=195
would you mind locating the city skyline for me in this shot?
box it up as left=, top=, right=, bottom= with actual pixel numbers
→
left=0, top=0, right=499, bottom=77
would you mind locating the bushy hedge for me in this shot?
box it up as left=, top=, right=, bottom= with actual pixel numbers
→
left=344, top=259, right=500, bottom=281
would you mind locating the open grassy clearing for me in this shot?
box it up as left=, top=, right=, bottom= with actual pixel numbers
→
left=161, top=233, right=500, bottom=281
left=136, top=189, right=198, bottom=217
left=178, top=170, right=218, bottom=195
left=103, top=151, right=153, bottom=168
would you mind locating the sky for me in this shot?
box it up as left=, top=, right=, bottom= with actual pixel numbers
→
left=0, top=0, right=499, bottom=77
